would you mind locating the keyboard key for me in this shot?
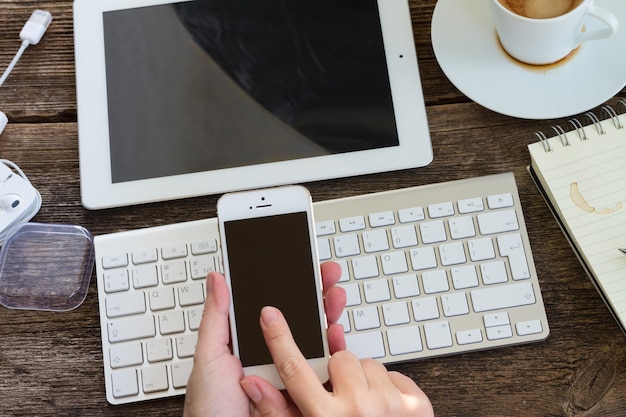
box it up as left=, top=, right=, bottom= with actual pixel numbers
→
left=457, top=197, right=484, bottom=214
left=108, top=316, right=156, bottom=343
left=161, top=260, right=187, bottom=284
left=178, top=283, right=205, bottom=306
left=132, top=265, right=159, bottom=288
left=342, top=283, right=362, bottom=306
left=336, top=259, right=350, bottom=282
left=352, top=256, right=379, bottom=279
left=176, top=334, right=198, bottom=358
left=158, top=311, right=186, bottom=335
left=470, top=281, right=536, bottom=312
left=516, top=319, right=543, bottom=336
left=338, top=310, right=351, bottom=332
left=398, top=206, right=425, bottom=223
left=456, top=329, right=483, bottom=345
left=381, top=251, right=408, bottom=275
left=428, top=202, right=455, bottom=218
left=142, top=364, right=169, bottom=393
left=448, top=216, right=476, bottom=239
left=387, top=326, right=423, bottom=355
left=411, top=296, right=439, bottom=321
left=392, top=274, right=420, bottom=298
left=422, top=269, right=449, bottom=294
left=172, top=360, right=194, bottom=389
left=339, top=216, right=366, bottom=232
left=439, top=242, right=466, bottom=266
left=486, top=325, right=513, bottom=340
left=468, top=238, right=495, bottom=261
left=346, top=331, right=385, bottom=359
left=487, top=193, right=514, bottom=209
left=451, top=265, right=479, bottom=290
left=363, top=279, right=391, bottom=303
left=477, top=209, right=519, bottom=235
left=190, top=255, right=216, bottom=279
left=315, top=220, right=336, bottom=236
left=317, top=238, right=331, bottom=261
left=391, top=225, right=418, bottom=248
left=363, top=229, right=390, bottom=253
left=441, top=292, right=469, bottom=317
left=106, top=292, right=146, bottom=318
left=334, top=234, right=360, bottom=258
left=480, top=261, right=508, bottom=285
left=187, top=307, right=203, bottom=331
left=110, top=342, right=143, bottom=369
left=190, top=240, right=218, bottom=255
left=103, top=270, right=130, bottom=293
left=497, top=233, right=531, bottom=280
left=149, top=288, right=175, bottom=311
left=103, top=253, right=129, bottom=269
left=382, top=301, right=410, bottom=326
left=112, top=369, right=139, bottom=398
left=420, top=220, right=447, bottom=244
left=147, top=338, right=173, bottom=362
left=369, top=211, right=395, bottom=227
left=132, top=249, right=158, bottom=265
left=353, top=306, right=381, bottom=330
left=424, top=321, right=453, bottom=349
left=409, top=246, right=437, bottom=270
left=483, top=312, right=510, bottom=327
left=161, top=244, right=188, bottom=260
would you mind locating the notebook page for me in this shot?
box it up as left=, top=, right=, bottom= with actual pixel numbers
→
left=528, top=114, right=626, bottom=325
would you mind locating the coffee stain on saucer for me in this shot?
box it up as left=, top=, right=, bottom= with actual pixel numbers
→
left=495, top=31, right=582, bottom=73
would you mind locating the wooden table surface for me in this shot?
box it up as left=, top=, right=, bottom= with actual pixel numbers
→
left=1, top=1, right=625, bottom=415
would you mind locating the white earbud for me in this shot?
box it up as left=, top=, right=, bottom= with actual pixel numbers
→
left=0, top=193, right=22, bottom=211
left=0, top=111, right=7, bottom=135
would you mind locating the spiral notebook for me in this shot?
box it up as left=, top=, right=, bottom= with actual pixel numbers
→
left=528, top=100, right=626, bottom=335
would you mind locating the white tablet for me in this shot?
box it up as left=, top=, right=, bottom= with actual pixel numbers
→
left=73, top=0, right=432, bottom=209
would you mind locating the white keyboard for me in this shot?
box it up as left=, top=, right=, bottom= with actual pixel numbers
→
left=94, top=172, right=549, bottom=405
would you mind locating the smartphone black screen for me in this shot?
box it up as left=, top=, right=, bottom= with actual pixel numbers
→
left=224, top=211, right=325, bottom=367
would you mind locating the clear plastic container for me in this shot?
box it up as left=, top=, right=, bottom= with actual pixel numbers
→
left=0, top=223, right=94, bottom=311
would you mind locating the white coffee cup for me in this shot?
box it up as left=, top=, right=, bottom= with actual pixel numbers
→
left=489, top=0, right=619, bottom=65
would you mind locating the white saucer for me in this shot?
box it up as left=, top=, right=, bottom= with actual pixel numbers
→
left=431, top=0, right=626, bottom=119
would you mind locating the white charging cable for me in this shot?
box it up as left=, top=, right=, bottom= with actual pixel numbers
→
left=0, top=10, right=50, bottom=240
left=0, top=10, right=52, bottom=136
left=0, top=159, right=42, bottom=245
left=0, top=10, right=52, bottom=87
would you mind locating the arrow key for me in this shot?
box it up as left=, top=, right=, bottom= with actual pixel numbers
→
left=516, top=319, right=543, bottom=336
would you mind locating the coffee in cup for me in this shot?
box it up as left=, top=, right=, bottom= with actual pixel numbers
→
left=497, top=0, right=583, bottom=19
left=489, top=0, right=619, bottom=65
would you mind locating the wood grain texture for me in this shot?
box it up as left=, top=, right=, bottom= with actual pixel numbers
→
left=0, top=1, right=625, bottom=415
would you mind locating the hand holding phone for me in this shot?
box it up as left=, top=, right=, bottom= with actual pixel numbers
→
left=217, top=185, right=330, bottom=388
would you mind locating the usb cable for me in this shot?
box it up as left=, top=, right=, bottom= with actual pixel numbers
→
left=0, top=10, right=52, bottom=87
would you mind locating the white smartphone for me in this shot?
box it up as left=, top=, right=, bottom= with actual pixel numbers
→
left=217, top=185, right=330, bottom=388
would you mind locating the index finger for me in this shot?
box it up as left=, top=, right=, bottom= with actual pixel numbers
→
left=260, top=306, right=330, bottom=413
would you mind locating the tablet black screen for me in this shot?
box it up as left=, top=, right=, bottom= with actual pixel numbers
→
left=103, top=0, right=398, bottom=183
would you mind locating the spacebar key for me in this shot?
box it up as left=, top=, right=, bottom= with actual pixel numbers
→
left=471, top=282, right=536, bottom=312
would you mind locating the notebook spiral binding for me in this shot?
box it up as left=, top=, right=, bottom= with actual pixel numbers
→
left=534, top=99, right=626, bottom=153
